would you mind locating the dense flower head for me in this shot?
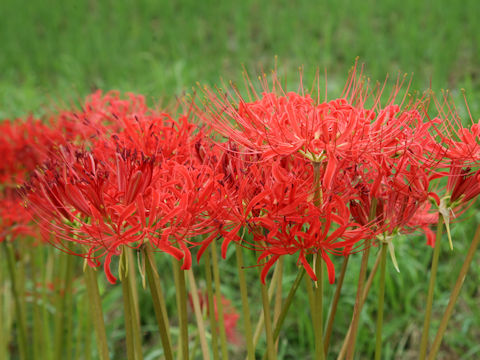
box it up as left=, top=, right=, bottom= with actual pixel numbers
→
left=9, top=65, right=479, bottom=287
left=193, top=64, right=468, bottom=282
left=0, top=117, right=66, bottom=242
left=22, top=92, right=218, bottom=283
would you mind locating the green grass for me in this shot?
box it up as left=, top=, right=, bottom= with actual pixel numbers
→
left=1, top=0, right=479, bottom=117
left=1, top=0, right=480, bottom=358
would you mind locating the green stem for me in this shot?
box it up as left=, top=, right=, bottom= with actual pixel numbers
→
left=31, top=246, right=43, bottom=359
left=173, top=259, right=188, bottom=360
left=337, top=247, right=382, bottom=360
left=427, top=225, right=480, bottom=360
left=261, top=268, right=306, bottom=360
left=252, top=257, right=281, bottom=350
left=143, top=246, right=173, bottom=360
left=84, top=265, right=110, bottom=360
left=324, top=255, right=349, bottom=356
left=121, top=249, right=135, bottom=360
left=43, top=249, right=55, bottom=359
left=346, top=239, right=371, bottom=360
left=204, top=250, right=219, bottom=360
left=211, top=239, right=229, bottom=360
left=419, top=216, right=444, bottom=360
left=236, top=245, right=255, bottom=360
left=374, top=242, right=388, bottom=360
left=3, top=241, right=28, bottom=360
left=65, top=255, right=75, bottom=360
left=54, top=252, right=72, bottom=360
left=273, top=268, right=305, bottom=341
left=126, top=249, right=142, bottom=346
left=345, top=198, right=377, bottom=360
left=120, top=247, right=143, bottom=360
left=273, top=257, right=284, bottom=351
left=260, top=266, right=276, bottom=360
left=187, top=268, right=210, bottom=360
left=314, top=253, right=325, bottom=360
left=0, top=245, right=6, bottom=360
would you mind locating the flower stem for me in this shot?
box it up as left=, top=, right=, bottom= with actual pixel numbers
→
left=54, top=251, right=74, bottom=360
left=427, top=225, right=480, bottom=360
left=120, top=247, right=144, bottom=360
left=187, top=268, right=211, bottom=360
left=261, top=268, right=306, bottom=360
left=419, top=216, right=444, bottom=360
left=324, top=255, right=349, bottom=356
left=252, top=258, right=281, bottom=350
left=260, top=265, right=277, bottom=360
left=337, top=241, right=382, bottom=360
left=273, top=268, right=305, bottom=341
left=143, top=246, right=173, bottom=360
left=314, top=253, right=325, bottom=360
left=204, top=250, right=219, bottom=360
left=346, top=239, right=371, bottom=360
left=172, top=258, right=188, bottom=360
left=0, top=251, right=5, bottom=360
left=84, top=265, right=110, bottom=360
left=345, top=198, right=377, bottom=360
left=3, top=241, right=28, bottom=360
left=273, top=257, right=283, bottom=351
left=374, top=242, right=388, bottom=360
left=236, top=245, right=255, bottom=360
left=211, top=239, right=229, bottom=360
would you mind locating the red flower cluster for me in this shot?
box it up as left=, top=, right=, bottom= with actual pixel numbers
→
left=23, top=92, right=221, bottom=283
left=3, top=66, right=477, bottom=286
left=195, top=66, right=474, bottom=282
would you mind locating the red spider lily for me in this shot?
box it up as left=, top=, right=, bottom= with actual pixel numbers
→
left=0, top=117, right=64, bottom=242
left=206, top=144, right=373, bottom=284
left=23, top=91, right=219, bottom=283
left=193, top=64, right=452, bottom=284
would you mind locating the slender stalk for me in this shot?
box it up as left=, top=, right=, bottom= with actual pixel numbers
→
left=427, top=225, right=480, bottom=360
left=261, top=268, right=306, bottom=360
left=143, top=246, right=173, bottom=360
left=314, top=253, right=325, bottom=360
left=204, top=250, right=219, bottom=360
left=65, top=255, right=75, bottom=360
left=4, top=241, right=28, bottom=360
left=236, top=245, right=255, bottom=360
left=173, top=259, right=188, bottom=360
left=211, top=239, right=229, bottom=360
left=0, top=246, right=6, bottom=360
left=84, top=265, right=110, bottom=360
left=273, top=268, right=305, bottom=341
left=273, top=257, right=284, bottom=351
left=345, top=198, right=377, bottom=360
left=374, top=242, right=388, bottom=360
left=187, top=268, right=211, bottom=360
left=324, top=255, right=349, bottom=356
left=43, top=248, right=55, bottom=359
left=126, top=249, right=141, bottom=340
left=419, top=217, right=444, bottom=360
left=252, top=259, right=281, bottom=350
left=346, top=240, right=371, bottom=360
left=54, top=252, right=74, bottom=360
left=31, top=246, right=44, bottom=359
left=260, top=266, right=277, bottom=360
left=121, top=249, right=135, bottom=360
left=337, top=242, right=382, bottom=360
left=120, top=247, right=144, bottom=360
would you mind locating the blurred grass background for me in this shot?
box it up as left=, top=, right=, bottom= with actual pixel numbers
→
left=1, top=0, right=480, bottom=359
left=1, top=0, right=479, bottom=117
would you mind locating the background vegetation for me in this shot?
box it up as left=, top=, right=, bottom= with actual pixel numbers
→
left=1, top=0, right=479, bottom=358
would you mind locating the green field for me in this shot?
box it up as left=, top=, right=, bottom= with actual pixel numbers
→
left=1, top=0, right=480, bottom=359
